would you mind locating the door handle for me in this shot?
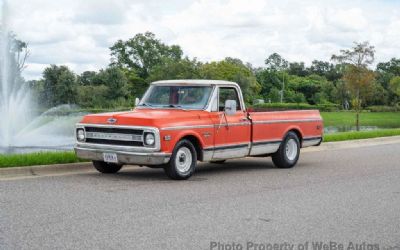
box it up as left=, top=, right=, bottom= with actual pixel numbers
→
left=240, top=118, right=248, bottom=122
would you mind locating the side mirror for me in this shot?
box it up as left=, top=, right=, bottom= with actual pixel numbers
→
left=224, top=100, right=237, bottom=116
left=135, top=98, right=140, bottom=106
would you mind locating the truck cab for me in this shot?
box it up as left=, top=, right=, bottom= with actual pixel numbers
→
left=75, top=80, right=323, bottom=180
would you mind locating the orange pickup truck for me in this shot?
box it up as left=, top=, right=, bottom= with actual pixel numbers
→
left=75, top=80, right=323, bottom=180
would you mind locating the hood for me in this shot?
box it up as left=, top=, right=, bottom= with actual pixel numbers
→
left=79, top=108, right=211, bottom=128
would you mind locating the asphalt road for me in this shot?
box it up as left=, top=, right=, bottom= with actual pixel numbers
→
left=1, top=143, right=400, bottom=250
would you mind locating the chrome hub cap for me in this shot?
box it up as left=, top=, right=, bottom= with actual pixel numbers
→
left=175, top=147, right=192, bottom=173
left=285, top=139, right=298, bottom=161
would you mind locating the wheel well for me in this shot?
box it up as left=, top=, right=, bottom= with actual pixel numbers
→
left=287, top=129, right=303, bottom=145
left=181, top=135, right=202, bottom=161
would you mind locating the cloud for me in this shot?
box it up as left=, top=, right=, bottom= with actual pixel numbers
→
left=4, top=0, right=400, bottom=80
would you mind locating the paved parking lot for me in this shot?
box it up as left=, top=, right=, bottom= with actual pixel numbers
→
left=1, top=142, right=400, bottom=249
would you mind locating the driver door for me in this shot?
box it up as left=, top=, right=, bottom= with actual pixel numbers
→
left=210, top=86, right=251, bottom=159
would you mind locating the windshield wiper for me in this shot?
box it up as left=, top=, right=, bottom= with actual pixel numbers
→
left=139, top=103, right=152, bottom=107
left=165, top=104, right=187, bottom=110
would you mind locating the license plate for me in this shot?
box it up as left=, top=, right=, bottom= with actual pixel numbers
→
left=103, top=153, right=118, bottom=163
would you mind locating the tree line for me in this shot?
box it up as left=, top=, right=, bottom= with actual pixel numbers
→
left=28, top=32, right=400, bottom=110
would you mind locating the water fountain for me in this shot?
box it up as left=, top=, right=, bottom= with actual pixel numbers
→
left=0, top=1, right=80, bottom=154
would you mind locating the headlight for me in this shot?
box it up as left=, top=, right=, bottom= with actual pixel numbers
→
left=77, top=129, right=85, bottom=142
left=144, top=133, right=155, bottom=146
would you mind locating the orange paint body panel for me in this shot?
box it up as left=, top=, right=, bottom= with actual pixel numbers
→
left=80, top=108, right=323, bottom=153
left=249, top=110, right=323, bottom=144
left=75, top=80, right=323, bottom=171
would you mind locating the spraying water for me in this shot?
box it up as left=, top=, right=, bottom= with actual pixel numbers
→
left=0, top=1, right=81, bottom=153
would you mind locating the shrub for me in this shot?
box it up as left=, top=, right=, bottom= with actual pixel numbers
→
left=366, top=105, right=400, bottom=112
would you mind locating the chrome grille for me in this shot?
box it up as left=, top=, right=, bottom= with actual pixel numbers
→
left=84, top=126, right=144, bottom=147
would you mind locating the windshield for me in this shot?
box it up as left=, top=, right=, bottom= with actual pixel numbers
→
left=139, top=85, right=213, bottom=110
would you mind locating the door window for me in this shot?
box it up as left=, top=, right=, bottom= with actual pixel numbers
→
left=218, top=87, right=241, bottom=112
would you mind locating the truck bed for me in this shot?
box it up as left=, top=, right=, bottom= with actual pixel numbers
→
left=248, top=110, right=323, bottom=155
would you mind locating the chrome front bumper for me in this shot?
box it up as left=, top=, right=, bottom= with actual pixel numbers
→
left=74, top=143, right=171, bottom=165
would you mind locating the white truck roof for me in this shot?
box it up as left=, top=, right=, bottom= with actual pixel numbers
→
left=151, top=79, right=239, bottom=87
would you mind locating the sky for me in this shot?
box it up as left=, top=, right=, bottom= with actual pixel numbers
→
left=3, top=0, right=400, bottom=80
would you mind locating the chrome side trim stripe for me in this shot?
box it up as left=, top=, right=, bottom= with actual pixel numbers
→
left=303, top=136, right=322, bottom=141
left=160, top=119, right=321, bottom=131
left=302, top=137, right=323, bottom=148
left=161, top=122, right=250, bottom=131
left=252, top=139, right=282, bottom=146
left=252, top=119, right=322, bottom=125
left=204, top=143, right=249, bottom=151
left=222, top=122, right=251, bottom=127
left=250, top=109, right=319, bottom=114
left=161, top=124, right=215, bottom=130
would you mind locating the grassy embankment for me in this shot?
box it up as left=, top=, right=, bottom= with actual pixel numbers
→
left=0, top=151, right=86, bottom=168
left=321, top=112, right=400, bottom=142
left=321, top=112, right=400, bottom=128
left=324, top=128, right=400, bottom=142
left=1, top=112, right=400, bottom=168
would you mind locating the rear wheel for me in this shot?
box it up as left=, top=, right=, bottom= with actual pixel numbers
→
left=92, top=161, right=123, bottom=174
left=272, top=132, right=300, bottom=168
left=164, top=139, right=197, bottom=180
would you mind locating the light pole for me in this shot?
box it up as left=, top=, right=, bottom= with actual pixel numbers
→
left=280, top=72, right=285, bottom=103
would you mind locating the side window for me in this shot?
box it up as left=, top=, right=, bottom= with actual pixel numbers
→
left=219, top=87, right=241, bottom=112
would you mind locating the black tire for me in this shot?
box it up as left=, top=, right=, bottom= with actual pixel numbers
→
left=164, top=139, right=197, bottom=180
left=272, top=132, right=300, bottom=168
left=92, top=161, right=123, bottom=174
left=210, top=160, right=226, bottom=164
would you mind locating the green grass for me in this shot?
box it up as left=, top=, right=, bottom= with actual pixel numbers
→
left=321, top=112, right=400, bottom=128
left=0, top=151, right=87, bottom=168
left=323, top=128, right=400, bottom=142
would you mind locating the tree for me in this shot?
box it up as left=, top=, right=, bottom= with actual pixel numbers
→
left=377, top=58, right=400, bottom=76
left=332, top=41, right=376, bottom=131
left=390, top=76, right=400, bottom=103
left=199, top=58, right=261, bottom=103
left=264, top=53, right=288, bottom=71
left=308, top=60, right=343, bottom=82
left=0, top=32, right=30, bottom=91
left=77, top=71, right=97, bottom=86
left=264, top=53, right=288, bottom=103
left=110, top=32, right=183, bottom=78
left=287, top=74, right=333, bottom=104
left=147, top=57, right=201, bottom=82
left=376, top=58, right=400, bottom=105
left=288, top=62, right=309, bottom=77
left=42, top=65, right=77, bottom=107
left=255, top=69, right=283, bottom=99
left=77, top=84, right=109, bottom=108
left=96, top=66, right=129, bottom=100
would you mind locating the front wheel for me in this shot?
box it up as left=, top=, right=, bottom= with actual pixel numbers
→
left=92, top=161, right=123, bottom=174
left=164, top=139, right=197, bottom=180
left=272, top=132, right=300, bottom=168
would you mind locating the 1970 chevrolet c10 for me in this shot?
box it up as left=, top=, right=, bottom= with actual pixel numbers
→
left=75, top=80, right=323, bottom=180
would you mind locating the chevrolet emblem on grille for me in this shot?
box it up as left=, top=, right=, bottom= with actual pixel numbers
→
left=107, top=118, right=117, bottom=124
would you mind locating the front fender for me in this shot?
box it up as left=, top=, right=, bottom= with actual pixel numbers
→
left=159, top=129, right=209, bottom=153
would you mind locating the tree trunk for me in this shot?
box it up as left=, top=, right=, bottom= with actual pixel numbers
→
left=356, top=89, right=360, bottom=131
left=356, top=111, right=360, bottom=131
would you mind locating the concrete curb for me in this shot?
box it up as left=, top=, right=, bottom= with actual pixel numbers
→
left=303, top=135, right=400, bottom=152
left=1, top=135, right=400, bottom=180
left=0, top=162, right=93, bottom=179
